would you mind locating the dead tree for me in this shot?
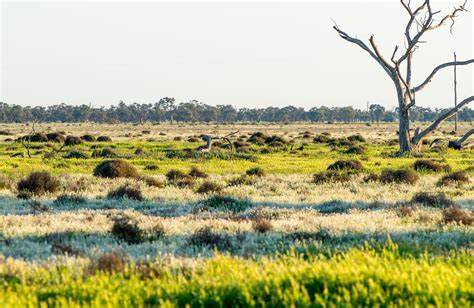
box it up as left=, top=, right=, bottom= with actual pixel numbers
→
left=196, top=131, right=239, bottom=152
left=448, top=128, right=474, bottom=149
left=333, top=0, right=473, bottom=154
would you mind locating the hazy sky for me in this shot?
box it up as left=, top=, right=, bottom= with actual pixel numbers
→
left=1, top=1, right=472, bottom=110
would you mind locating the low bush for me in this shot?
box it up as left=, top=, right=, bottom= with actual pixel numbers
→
left=413, top=159, right=451, bottom=173
left=111, top=216, right=145, bottom=244
left=246, top=167, right=265, bottom=177
left=64, top=135, right=83, bottom=146
left=92, top=148, right=117, bottom=158
left=189, top=166, right=208, bottom=179
left=134, top=148, right=146, bottom=156
left=53, top=194, right=86, bottom=206
left=138, top=176, right=165, bottom=188
left=188, top=227, right=231, bottom=249
left=252, top=219, right=273, bottom=233
left=107, top=185, right=144, bottom=201
left=90, top=252, right=125, bottom=273
left=410, top=192, right=455, bottom=208
left=344, top=146, right=366, bottom=155
left=327, top=160, right=363, bottom=172
left=0, top=174, right=13, bottom=190
left=363, top=173, right=380, bottom=183
left=81, top=134, right=96, bottom=142
left=196, top=181, right=224, bottom=194
left=397, top=206, right=414, bottom=217
left=380, top=169, right=419, bottom=184
left=166, top=169, right=189, bottom=182
left=313, top=134, right=330, bottom=143
left=17, top=171, right=60, bottom=196
left=144, top=164, right=159, bottom=171
left=46, top=132, right=65, bottom=143
left=227, top=175, right=257, bottom=186
left=442, top=206, right=473, bottom=225
left=97, top=136, right=112, bottom=142
left=63, top=150, right=89, bottom=159
left=437, top=171, right=470, bottom=186
left=200, top=195, right=252, bottom=213
left=313, top=171, right=351, bottom=184
left=93, top=160, right=138, bottom=178
left=347, top=134, right=366, bottom=142
left=27, top=133, right=48, bottom=142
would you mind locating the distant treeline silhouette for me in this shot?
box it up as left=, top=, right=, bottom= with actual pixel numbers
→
left=0, top=99, right=472, bottom=123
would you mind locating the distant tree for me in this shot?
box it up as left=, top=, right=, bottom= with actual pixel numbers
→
left=369, top=104, right=385, bottom=123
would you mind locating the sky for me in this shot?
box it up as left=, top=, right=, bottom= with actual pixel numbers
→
left=0, top=0, right=472, bottom=110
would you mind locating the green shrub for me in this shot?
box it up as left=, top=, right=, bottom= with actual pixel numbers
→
left=380, top=169, right=419, bottom=184
left=17, top=171, right=60, bottom=196
left=93, top=160, right=138, bottom=178
left=344, top=146, right=366, bottom=155
left=92, top=148, right=117, bottom=158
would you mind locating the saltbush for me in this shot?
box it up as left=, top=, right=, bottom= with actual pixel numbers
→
left=17, top=171, right=60, bottom=196
left=93, top=160, right=138, bottom=178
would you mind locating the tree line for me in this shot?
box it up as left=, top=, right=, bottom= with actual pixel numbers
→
left=0, top=100, right=472, bottom=124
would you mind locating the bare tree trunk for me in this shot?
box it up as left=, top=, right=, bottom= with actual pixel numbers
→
left=448, top=128, right=474, bottom=150
left=399, top=112, right=412, bottom=153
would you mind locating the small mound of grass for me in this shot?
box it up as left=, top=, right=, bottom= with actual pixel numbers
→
left=437, top=171, right=470, bottom=186
left=347, top=134, right=366, bottom=142
left=380, top=169, right=418, bottom=184
left=363, top=173, right=380, bottom=183
left=344, top=146, right=366, bottom=155
left=93, top=160, right=138, bottom=178
left=92, top=148, right=117, bottom=158
left=327, top=160, right=363, bottom=172
left=252, top=219, right=273, bottom=233
left=53, top=194, right=86, bottom=206
left=442, top=206, right=473, bottom=225
left=188, top=227, right=231, bottom=250
left=227, top=175, right=257, bottom=186
left=107, top=185, right=144, bottom=201
left=97, top=136, right=112, bottom=142
left=246, top=167, right=265, bottom=177
left=200, top=195, right=252, bottom=213
left=81, top=134, right=96, bottom=142
left=111, top=215, right=144, bottom=244
left=189, top=166, right=208, bottom=179
left=410, top=192, right=455, bottom=208
left=17, top=171, right=60, bottom=196
left=313, top=171, right=351, bottom=184
left=413, top=159, right=451, bottom=173
left=64, top=150, right=89, bottom=159
left=64, top=135, right=83, bottom=146
left=196, top=181, right=224, bottom=194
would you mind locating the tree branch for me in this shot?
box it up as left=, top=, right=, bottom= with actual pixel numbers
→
left=413, top=96, right=474, bottom=143
left=413, top=59, right=474, bottom=92
left=333, top=25, right=393, bottom=77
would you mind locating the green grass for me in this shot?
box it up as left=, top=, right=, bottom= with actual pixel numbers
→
left=0, top=141, right=472, bottom=177
left=1, top=245, right=472, bottom=307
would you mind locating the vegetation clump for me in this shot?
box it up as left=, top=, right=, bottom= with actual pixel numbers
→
left=81, top=134, right=96, bottom=142
left=313, top=134, right=331, bottom=143
left=90, top=252, right=125, bottom=273
left=344, top=145, right=366, bottom=155
left=197, top=181, right=224, bottom=194
left=107, top=185, right=144, bottom=201
left=313, top=171, right=351, bottom=184
left=53, top=194, right=86, bottom=206
left=248, top=132, right=267, bottom=145
left=46, top=132, right=65, bottom=143
left=93, top=160, right=138, bottom=178
left=410, top=192, right=455, bottom=208
left=413, top=159, right=451, bottom=173
left=144, top=164, right=159, bottom=171
left=25, top=133, right=48, bottom=142
left=200, top=195, right=252, bottom=213
left=442, top=206, right=473, bottom=225
left=363, top=173, right=380, bottom=183
left=246, top=167, right=265, bottom=177
left=437, top=171, right=470, bottom=186
left=188, top=227, right=231, bottom=249
left=227, top=175, right=257, bottom=186
left=63, top=150, right=89, bottom=159
left=17, top=171, right=60, bottom=196
left=92, top=148, right=117, bottom=158
left=327, top=160, right=363, bottom=172
left=97, top=136, right=112, bottom=142
left=138, top=176, right=165, bottom=188
left=252, top=219, right=273, bottom=233
left=189, top=166, right=208, bottom=179
left=111, top=215, right=145, bottom=244
left=347, top=134, right=366, bottom=142
left=64, top=135, right=83, bottom=146
left=380, top=169, right=419, bottom=184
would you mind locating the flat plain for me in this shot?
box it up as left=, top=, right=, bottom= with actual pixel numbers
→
left=0, top=122, right=472, bottom=306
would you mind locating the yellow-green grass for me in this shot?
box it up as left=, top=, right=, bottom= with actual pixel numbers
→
left=1, top=245, right=472, bottom=307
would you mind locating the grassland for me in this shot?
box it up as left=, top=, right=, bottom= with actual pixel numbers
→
left=0, top=122, right=472, bottom=306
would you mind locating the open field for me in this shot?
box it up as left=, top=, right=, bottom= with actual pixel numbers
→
left=0, top=122, right=473, bottom=306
